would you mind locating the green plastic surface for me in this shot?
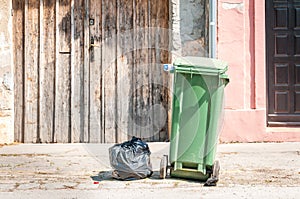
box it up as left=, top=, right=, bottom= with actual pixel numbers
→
left=169, top=57, right=229, bottom=181
left=173, top=56, right=228, bottom=74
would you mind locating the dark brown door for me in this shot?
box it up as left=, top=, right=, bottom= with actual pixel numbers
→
left=266, top=0, right=300, bottom=126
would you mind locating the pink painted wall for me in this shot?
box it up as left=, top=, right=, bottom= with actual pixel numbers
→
left=217, top=0, right=300, bottom=142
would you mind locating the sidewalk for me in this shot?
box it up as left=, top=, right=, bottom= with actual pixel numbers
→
left=0, top=142, right=299, bottom=198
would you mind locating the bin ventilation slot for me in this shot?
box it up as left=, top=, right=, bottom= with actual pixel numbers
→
left=182, top=162, right=198, bottom=170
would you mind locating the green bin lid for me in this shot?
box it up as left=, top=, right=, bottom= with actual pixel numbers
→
left=173, top=56, right=228, bottom=74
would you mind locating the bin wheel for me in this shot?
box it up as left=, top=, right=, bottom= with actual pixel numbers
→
left=204, top=160, right=220, bottom=186
left=159, top=155, right=168, bottom=179
left=212, top=160, right=220, bottom=179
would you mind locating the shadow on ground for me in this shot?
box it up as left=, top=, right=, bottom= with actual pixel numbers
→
left=91, top=170, right=164, bottom=182
left=90, top=170, right=209, bottom=187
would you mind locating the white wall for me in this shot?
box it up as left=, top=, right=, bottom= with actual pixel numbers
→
left=0, top=0, right=13, bottom=144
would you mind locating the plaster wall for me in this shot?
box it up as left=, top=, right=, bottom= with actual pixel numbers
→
left=0, top=0, right=13, bottom=144
left=218, top=0, right=300, bottom=142
left=171, top=0, right=209, bottom=59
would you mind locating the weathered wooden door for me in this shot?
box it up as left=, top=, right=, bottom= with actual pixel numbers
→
left=13, top=0, right=170, bottom=143
left=266, top=0, right=300, bottom=126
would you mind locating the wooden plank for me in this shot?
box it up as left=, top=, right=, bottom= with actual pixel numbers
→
left=157, top=0, right=170, bottom=142
left=59, top=0, right=71, bottom=53
left=12, top=0, right=25, bottom=143
left=133, top=0, right=150, bottom=141
left=24, top=0, right=39, bottom=143
left=39, top=0, right=55, bottom=143
left=89, top=0, right=102, bottom=143
left=116, top=0, right=133, bottom=143
left=71, top=0, right=84, bottom=143
left=54, top=0, right=71, bottom=143
left=149, top=0, right=170, bottom=142
left=102, top=0, right=117, bottom=143
left=83, top=0, right=90, bottom=143
left=149, top=0, right=159, bottom=141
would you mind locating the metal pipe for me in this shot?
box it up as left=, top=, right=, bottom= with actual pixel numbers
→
left=209, top=0, right=217, bottom=58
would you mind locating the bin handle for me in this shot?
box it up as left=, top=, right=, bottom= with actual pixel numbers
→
left=220, top=74, right=229, bottom=86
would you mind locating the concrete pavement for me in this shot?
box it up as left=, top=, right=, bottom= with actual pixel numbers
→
left=0, top=142, right=299, bottom=198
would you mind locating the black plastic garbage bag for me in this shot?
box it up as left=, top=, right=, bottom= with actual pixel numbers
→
left=109, top=137, right=153, bottom=180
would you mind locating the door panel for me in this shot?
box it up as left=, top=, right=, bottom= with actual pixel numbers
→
left=266, top=0, right=300, bottom=126
left=89, top=0, right=102, bottom=143
left=12, top=0, right=25, bottom=143
left=54, top=0, right=71, bottom=143
left=23, top=0, right=39, bottom=143
left=13, top=0, right=171, bottom=143
left=70, top=0, right=86, bottom=143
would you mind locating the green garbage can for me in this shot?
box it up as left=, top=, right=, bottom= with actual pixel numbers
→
left=161, top=56, right=229, bottom=184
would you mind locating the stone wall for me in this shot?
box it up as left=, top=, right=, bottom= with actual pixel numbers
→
left=171, top=0, right=209, bottom=59
left=0, top=0, right=13, bottom=144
